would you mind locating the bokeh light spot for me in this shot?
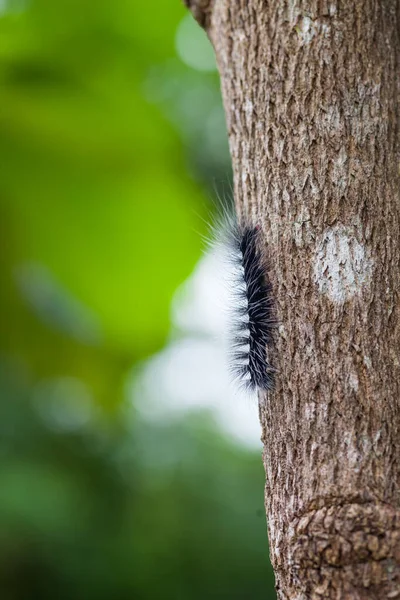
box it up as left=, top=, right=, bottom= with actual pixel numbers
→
left=175, top=14, right=217, bottom=72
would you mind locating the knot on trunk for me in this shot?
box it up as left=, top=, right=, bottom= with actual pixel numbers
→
left=285, top=503, right=400, bottom=598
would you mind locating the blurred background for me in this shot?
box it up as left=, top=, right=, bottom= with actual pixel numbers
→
left=0, top=0, right=276, bottom=598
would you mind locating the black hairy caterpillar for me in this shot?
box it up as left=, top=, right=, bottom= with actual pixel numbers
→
left=224, top=219, right=276, bottom=392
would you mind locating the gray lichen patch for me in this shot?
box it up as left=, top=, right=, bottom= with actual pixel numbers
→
left=294, top=16, right=330, bottom=44
left=314, top=225, right=373, bottom=304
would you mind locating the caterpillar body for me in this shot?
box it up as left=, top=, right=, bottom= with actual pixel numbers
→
left=224, top=219, right=276, bottom=392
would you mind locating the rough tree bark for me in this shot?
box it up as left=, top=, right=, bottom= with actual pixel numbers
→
left=185, top=0, right=400, bottom=598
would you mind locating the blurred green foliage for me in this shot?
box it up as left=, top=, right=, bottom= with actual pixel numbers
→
left=0, top=0, right=276, bottom=598
left=0, top=366, right=275, bottom=600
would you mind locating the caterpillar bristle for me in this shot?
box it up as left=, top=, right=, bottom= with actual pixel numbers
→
left=223, top=217, right=276, bottom=392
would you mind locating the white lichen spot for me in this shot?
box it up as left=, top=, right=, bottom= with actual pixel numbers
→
left=296, top=16, right=330, bottom=43
left=329, top=3, right=337, bottom=15
left=321, top=23, right=330, bottom=37
left=244, top=98, right=253, bottom=118
left=235, top=29, right=246, bottom=43
left=348, top=371, right=359, bottom=393
left=241, top=158, right=250, bottom=186
left=320, top=403, right=328, bottom=420
left=363, top=355, right=372, bottom=370
left=343, top=433, right=362, bottom=472
left=297, top=16, right=316, bottom=43
left=278, top=324, right=287, bottom=340
left=293, top=222, right=303, bottom=247
left=243, top=98, right=254, bottom=130
left=314, top=225, right=373, bottom=304
left=304, top=402, right=316, bottom=422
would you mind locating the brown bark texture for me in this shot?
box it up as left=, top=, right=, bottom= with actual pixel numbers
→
left=185, top=0, right=400, bottom=598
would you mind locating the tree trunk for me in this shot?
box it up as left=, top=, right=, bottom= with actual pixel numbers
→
left=185, top=0, right=400, bottom=598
